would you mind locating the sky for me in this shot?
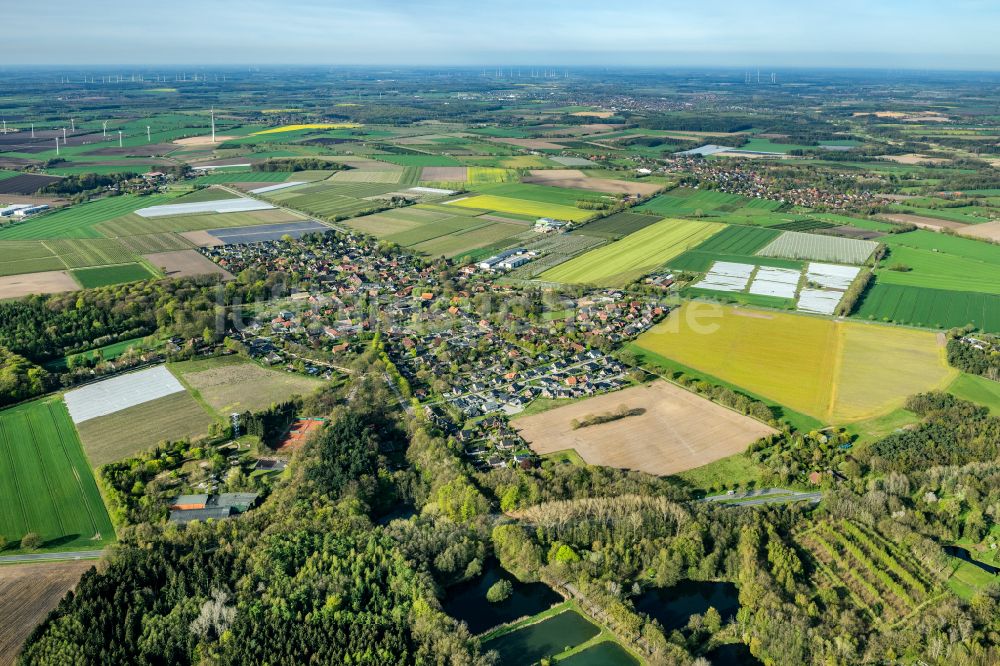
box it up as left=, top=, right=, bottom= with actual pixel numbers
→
left=5, top=0, right=999, bottom=70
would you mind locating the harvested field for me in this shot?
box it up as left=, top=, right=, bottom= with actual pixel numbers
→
left=818, top=226, right=885, bottom=240
left=955, top=221, right=1000, bottom=242
left=172, top=134, right=236, bottom=146
left=0, top=561, right=94, bottom=666
left=522, top=169, right=663, bottom=196
left=0, top=174, right=61, bottom=195
left=421, top=166, right=468, bottom=181
left=180, top=230, right=224, bottom=247
left=489, top=137, right=566, bottom=150
left=0, top=270, right=77, bottom=299
left=514, top=381, right=776, bottom=476
left=143, top=250, right=234, bottom=279
left=171, top=356, right=322, bottom=414
left=879, top=213, right=967, bottom=231
left=330, top=169, right=402, bottom=184
left=76, top=391, right=215, bottom=465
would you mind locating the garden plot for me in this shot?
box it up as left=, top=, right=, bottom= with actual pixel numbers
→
left=135, top=198, right=275, bottom=218
left=749, top=266, right=801, bottom=298
left=757, top=231, right=877, bottom=265
left=696, top=261, right=755, bottom=292
left=249, top=181, right=305, bottom=194
left=64, top=365, right=185, bottom=423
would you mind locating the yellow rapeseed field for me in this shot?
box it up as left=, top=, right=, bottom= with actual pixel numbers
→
left=447, top=195, right=594, bottom=222
left=252, top=123, right=361, bottom=135
left=635, top=303, right=956, bottom=423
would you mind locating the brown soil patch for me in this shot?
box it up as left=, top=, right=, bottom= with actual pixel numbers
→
left=0, top=271, right=78, bottom=299
left=880, top=154, right=949, bottom=165
left=143, top=250, right=234, bottom=280
left=817, top=226, right=885, bottom=240
left=879, top=213, right=967, bottom=231
left=83, top=144, right=176, bottom=157
left=0, top=560, right=95, bottom=665
left=523, top=169, right=662, bottom=196
left=179, top=230, right=224, bottom=247
left=489, top=137, right=565, bottom=150
left=570, top=111, right=614, bottom=119
left=172, top=134, right=236, bottom=147
left=955, top=220, right=1000, bottom=242
left=514, top=381, right=775, bottom=476
left=276, top=418, right=324, bottom=452
left=421, top=166, right=468, bottom=181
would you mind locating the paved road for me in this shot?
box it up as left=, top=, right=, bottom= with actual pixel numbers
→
left=0, top=550, right=105, bottom=564
left=701, top=488, right=822, bottom=507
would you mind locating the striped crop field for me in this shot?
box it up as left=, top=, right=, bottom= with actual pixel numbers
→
left=0, top=194, right=177, bottom=240
left=0, top=398, right=114, bottom=551
left=541, top=218, right=724, bottom=286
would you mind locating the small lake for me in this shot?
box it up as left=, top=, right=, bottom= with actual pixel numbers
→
left=704, top=642, right=762, bottom=666
left=559, top=640, right=639, bottom=666
left=484, top=610, right=599, bottom=665
left=633, top=580, right=740, bottom=633
left=442, top=560, right=561, bottom=635
left=946, top=545, right=1000, bottom=575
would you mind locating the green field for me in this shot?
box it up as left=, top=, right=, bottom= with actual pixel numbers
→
left=878, top=244, right=1000, bottom=294
left=71, top=263, right=158, bottom=288
left=0, top=194, right=177, bottom=240
left=572, top=212, right=663, bottom=239
left=946, top=373, right=1000, bottom=413
left=666, top=225, right=789, bottom=272
left=0, top=398, right=115, bottom=550
left=541, top=218, right=724, bottom=286
left=855, top=283, right=1000, bottom=332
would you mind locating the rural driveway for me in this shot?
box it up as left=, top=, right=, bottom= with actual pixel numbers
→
left=0, top=550, right=105, bottom=565
left=701, top=488, right=822, bottom=507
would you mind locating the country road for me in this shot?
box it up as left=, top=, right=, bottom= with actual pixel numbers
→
left=0, top=550, right=105, bottom=565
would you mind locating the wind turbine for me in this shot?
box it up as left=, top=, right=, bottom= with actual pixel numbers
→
left=118, top=130, right=123, bottom=148
left=147, top=126, right=151, bottom=143
left=1, top=119, right=5, bottom=135
left=211, top=106, right=216, bottom=142
left=102, top=120, right=108, bottom=138
left=70, top=118, right=75, bottom=132
left=31, top=123, right=35, bottom=138
left=55, top=137, right=59, bottom=156
left=62, top=127, right=67, bottom=143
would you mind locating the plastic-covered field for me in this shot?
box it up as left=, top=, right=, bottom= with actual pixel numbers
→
left=748, top=266, right=800, bottom=298
left=695, top=261, right=754, bottom=292
left=806, top=263, right=859, bottom=289
left=64, top=365, right=185, bottom=423
left=136, top=198, right=275, bottom=218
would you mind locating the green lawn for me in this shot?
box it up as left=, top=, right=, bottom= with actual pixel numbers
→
left=0, top=398, right=115, bottom=552
left=947, top=374, right=1000, bottom=413
left=71, top=263, right=158, bottom=288
left=673, top=454, right=764, bottom=494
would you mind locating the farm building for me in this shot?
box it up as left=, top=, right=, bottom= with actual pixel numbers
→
left=477, top=248, right=535, bottom=271
left=169, top=492, right=260, bottom=523
left=534, top=217, right=569, bottom=233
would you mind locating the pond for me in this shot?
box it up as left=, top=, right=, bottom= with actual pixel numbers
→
left=559, top=639, right=639, bottom=666
left=945, top=545, right=1000, bottom=575
left=633, top=580, right=740, bottom=633
left=442, top=559, right=562, bottom=635
left=483, top=610, right=599, bottom=665
left=704, top=642, right=763, bottom=666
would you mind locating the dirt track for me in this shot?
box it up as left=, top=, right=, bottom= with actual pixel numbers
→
left=514, top=381, right=776, bottom=476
